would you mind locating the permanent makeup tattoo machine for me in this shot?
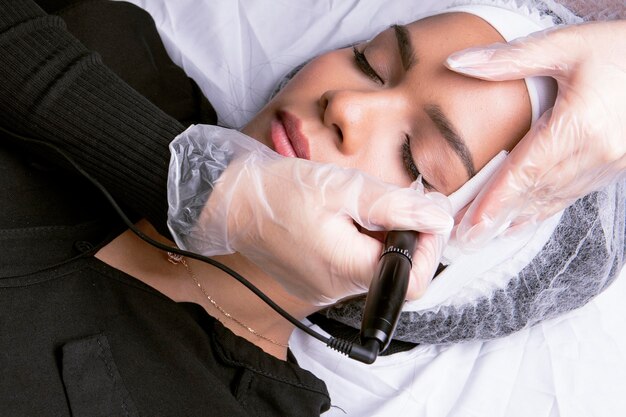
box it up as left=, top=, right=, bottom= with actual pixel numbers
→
left=359, top=231, right=416, bottom=359
left=326, top=230, right=417, bottom=364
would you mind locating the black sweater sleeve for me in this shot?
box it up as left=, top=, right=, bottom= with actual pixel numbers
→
left=0, top=0, right=185, bottom=237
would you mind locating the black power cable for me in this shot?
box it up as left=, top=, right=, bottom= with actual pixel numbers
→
left=0, top=125, right=380, bottom=363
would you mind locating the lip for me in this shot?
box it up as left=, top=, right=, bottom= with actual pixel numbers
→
left=270, top=110, right=311, bottom=159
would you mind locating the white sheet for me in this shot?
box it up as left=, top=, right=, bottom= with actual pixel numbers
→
left=291, top=265, right=626, bottom=417
left=116, top=1, right=626, bottom=415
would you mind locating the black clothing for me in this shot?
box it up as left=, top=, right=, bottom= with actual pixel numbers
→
left=56, top=0, right=216, bottom=128
left=0, top=0, right=189, bottom=238
left=0, top=252, right=329, bottom=416
left=0, top=1, right=330, bottom=415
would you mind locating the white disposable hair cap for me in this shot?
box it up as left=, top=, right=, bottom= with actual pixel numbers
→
left=442, top=4, right=558, bottom=123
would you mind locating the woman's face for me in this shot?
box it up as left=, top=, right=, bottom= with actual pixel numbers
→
left=243, top=12, right=530, bottom=195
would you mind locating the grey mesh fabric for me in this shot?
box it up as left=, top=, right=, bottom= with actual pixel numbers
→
left=325, top=181, right=625, bottom=344
left=556, top=0, right=625, bottom=20
left=322, top=0, right=626, bottom=345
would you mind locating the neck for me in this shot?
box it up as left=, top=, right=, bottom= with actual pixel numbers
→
left=184, top=252, right=316, bottom=358
left=95, top=220, right=318, bottom=360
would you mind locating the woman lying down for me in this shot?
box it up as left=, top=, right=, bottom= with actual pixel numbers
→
left=122, top=0, right=624, bottom=413
left=147, top=5, right=548, bottom=357
left=4, top=0, right=624, bottom=416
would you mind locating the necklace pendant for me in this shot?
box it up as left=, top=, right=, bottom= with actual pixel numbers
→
left=167, top=251, right=185, bottom=265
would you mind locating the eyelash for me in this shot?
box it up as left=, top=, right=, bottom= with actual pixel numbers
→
left=352, top=46, right=384, bottom=84
left=402, top=137, right=419, bottom=181
left=352, top=46, right=431, bottom=189
left=402, top=137, right=431, bottom=188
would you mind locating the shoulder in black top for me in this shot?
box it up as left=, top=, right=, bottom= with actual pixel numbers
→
left=0, top=1, right=330, bottom=415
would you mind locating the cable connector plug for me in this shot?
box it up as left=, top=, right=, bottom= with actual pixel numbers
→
left=327, top=337, right=380, bottom=364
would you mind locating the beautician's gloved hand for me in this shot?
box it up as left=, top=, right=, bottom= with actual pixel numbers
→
left=445, top=20, right=626, bottom=247
left=168, top=125, right=453, bottom=306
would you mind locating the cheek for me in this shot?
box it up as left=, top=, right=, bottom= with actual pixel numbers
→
left=275, top=51, right=351, bottom=100
left=311, top=146, right=413, bottom=188
left=242, top=54, right=346, bottom=143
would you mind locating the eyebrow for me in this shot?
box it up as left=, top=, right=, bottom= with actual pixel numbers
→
left=392, top=24, right=417, bottom=71
left=390, top=24, right=476, bottom=181
left=424, top=104, right=476, bottom=178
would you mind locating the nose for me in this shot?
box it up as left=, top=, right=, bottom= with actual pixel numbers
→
left=320, top=89, right=402, bottom=154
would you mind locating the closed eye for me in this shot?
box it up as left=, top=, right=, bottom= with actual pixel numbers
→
left=402, top=136, right=432, bottom=189
left=352, top=46, right=384, bottom=85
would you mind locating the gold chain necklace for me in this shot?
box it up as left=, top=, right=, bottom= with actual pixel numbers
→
left=167, top=252, right=289, bottom=348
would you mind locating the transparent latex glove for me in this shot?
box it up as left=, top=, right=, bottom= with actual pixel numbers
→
left=445, top=20, right=626, bottom=247
left=168, top=125, right=453, bottom=306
